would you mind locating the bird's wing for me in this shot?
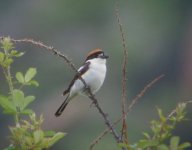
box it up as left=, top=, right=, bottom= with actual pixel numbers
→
left=63, top=61, right=90, bottom=96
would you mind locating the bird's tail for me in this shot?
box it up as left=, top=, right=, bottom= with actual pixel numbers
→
left=55, top=94, right=70, bottom=117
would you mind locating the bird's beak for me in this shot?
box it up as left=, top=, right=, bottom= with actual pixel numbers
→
left=102, top=54, right=109, bottom=59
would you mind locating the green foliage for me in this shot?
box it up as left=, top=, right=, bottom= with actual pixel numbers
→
left=128, top=103, right=191, bottom=150
left=0, top=95, right=16, bottom=114
left=0, top=37, right=24, bottom=68
left=12, top=89, right=35, bottom=114
left=1, top=37, right=14, bottom=51
left=16, top=68, right=39, bottom=87
left=9, top=113, right=65, bottom=150
left=0, top=37, right=65, bottom=150
left=118, top=103, right=191, bottom=150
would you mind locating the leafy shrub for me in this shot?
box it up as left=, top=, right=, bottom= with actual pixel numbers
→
left=0, top=37, right=65, bottom=150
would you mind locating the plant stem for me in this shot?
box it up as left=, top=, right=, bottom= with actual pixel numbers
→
left=7, top=66, right=20, bottom=126
left=6, top=66, right=14, bottom=94
left=3, top=49, right=14, bottom=93
left=4, top=50, right=20, bottom=126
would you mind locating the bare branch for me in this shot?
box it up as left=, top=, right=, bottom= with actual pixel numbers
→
left=89, top=74, right=164, bottom=150
left=115, top=2, right=129, bottom=146
left=126, top=74, right=164, bottom=114
left=87, top=89, right=121, bottom=142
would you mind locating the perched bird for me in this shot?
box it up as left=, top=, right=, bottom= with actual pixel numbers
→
left=55, top=48, right=109, bottom=117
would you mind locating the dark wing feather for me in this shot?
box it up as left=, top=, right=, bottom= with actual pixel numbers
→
left=63, top=61, right=90, bottom=95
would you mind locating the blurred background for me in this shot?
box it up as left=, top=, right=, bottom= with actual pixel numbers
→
left=0, top=0, right=192, bottom=149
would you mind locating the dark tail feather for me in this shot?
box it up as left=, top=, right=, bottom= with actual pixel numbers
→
left=55, top=95, right=70, bottom=117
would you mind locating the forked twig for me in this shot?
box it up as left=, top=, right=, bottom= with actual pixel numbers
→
left=89, top=74, right=164, bottom=150
left=115, top=1, right=129, bottom=146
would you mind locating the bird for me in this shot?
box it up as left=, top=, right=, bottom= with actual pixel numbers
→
left=55, top=48, right=109, bottom=117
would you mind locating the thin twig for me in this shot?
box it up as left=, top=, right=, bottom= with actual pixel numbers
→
left=89, top=74, right=164, bottom=150
left=127, top=74, right=164, bottom=114
left=88, top=90, right=121, bottom=143
left=10, top=38, right=82, bottom=81
left=115, top=2, right=129, bottom=146
left=0, top=36, right=124, bottom=148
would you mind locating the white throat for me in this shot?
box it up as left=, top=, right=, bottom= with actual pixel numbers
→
left=87, top=57, right=106, bottom=65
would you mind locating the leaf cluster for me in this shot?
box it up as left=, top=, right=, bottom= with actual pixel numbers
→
left=16, top=68, right=39, bottom=87
left=0, top=89, right=34, bottom=115
left=0, top=37, right=65, bottom=150
left=0, top=37, right=24, bottom=68
left=5, top=113, right=65, bottom=150
left=127, top=103, right=191, bottom=150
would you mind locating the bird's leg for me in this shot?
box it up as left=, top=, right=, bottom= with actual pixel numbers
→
left=83, top=86, right=98, bottom=107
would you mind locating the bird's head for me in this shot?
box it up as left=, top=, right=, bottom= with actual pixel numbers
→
left=86, top=48, right=109, bottom=62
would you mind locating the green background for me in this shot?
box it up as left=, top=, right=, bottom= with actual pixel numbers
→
left=0, top=0, right=192, bottom=149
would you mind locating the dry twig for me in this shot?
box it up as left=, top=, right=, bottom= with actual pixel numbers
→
left=115, top=2, right=129, bottom=146
left=89, top=74, right=164, bottom=150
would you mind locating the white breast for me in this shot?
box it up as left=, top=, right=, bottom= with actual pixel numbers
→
left=70, top=58, right=107, bottom=96
left=85, top=58, right=107, bottom=93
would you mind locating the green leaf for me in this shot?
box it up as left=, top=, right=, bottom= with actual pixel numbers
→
left=25, top=136, right=33, bottom=147
left=47, top=132, right=66, bottom=147
left=10, top=50, right=17, bottom=55
left=33, top=130, right=44, bottom=144
left=23, top=96, right=35, bottom=109
left=16, top=72, right=25, bottom=83
left=29, top=80, right=39, bottom=87
left=157, top=108, right=166, bottom=122
left=138, top=139, right=159, bottom=148
left=10, top=50, right=24, bottom=57
left=0, top=52, right=5, bottom=62
left=16, top=52, right=24, bottom=57
left=178, top=142, right=191, bottom=149
left=0, top=95, right=16, bottom=114
left=44, top=131, right=56, bottom=137
left=3, top=58, right=13, bottom=67
left=170, top=136, right=179, bottom=150
left=12, top=89, right=25, bottom=110
left=3, top=145, right=16, bottom=150
left=25, top=68, right=37, bottom=82
left=118, top=143, right=129, bottom=148
left=12, top=89, right=35, bottom=111
left=143, top=132, right=151, bottom=139
left=1, top=37, right=14, bottom=51
left=157, top=144, right=169, bottom=150
left=20, top=109, right=34, bottom=115
left=129, top=144, right=138, bottom=149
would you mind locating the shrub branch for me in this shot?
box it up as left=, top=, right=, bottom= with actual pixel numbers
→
left=89, top=74, right=164, bottom=150
left=115, top=2, right=129, bottom=147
